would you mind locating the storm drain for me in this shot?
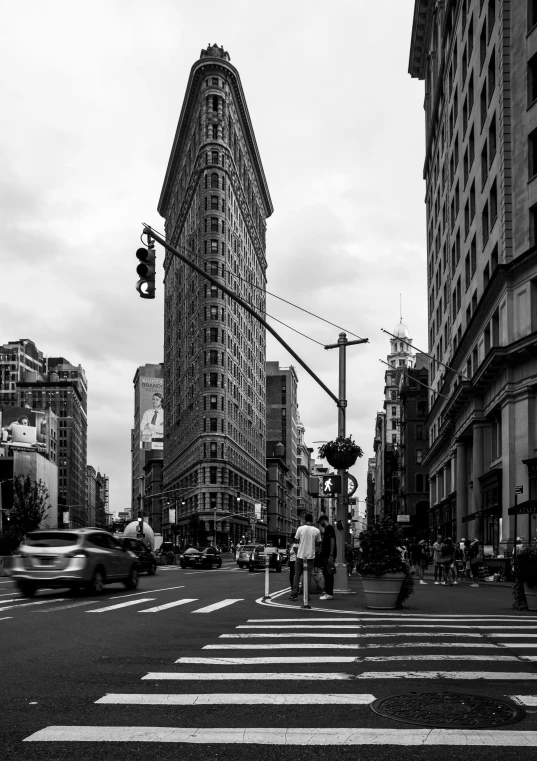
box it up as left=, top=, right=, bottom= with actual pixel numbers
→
left=370, top=692, right=526, bottom=729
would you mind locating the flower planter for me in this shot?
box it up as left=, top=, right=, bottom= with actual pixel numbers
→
left=360, top=572, right=405, bottom=610
left=523, top=582, right=537, bottom=611
left=325, top=450, right=358, bottom=470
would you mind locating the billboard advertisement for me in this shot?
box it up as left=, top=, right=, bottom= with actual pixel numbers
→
left=0, top=406, right=49, bottom=452
left=139, top=377, right=164, bottom=451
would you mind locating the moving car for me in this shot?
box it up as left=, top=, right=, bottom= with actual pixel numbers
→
left=179, top=546, right=222, bottom=569
left=236, top=544, right=256, bottom=568
left=248, top=545, right=283, bottom=573
left=118, top=537, right=157, bottom=575
left=11, top=528, right=139, bottom=597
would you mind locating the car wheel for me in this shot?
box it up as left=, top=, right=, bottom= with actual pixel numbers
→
left=248, top=562, right=254, bottom=572
left=217, top=559, right=222, bottom=568
left=88, top=568, right=106, bottom=595
left=124, top=566, right=139, bottom=590
left=276, top=564, right=282, bottom=573
left=148, top=563, right=157, bottom=576
left=237, top=563, right=243, bottom=569
left=180, top=561, right=186, bottom=569
left=17, top=580, right=37, bottom=598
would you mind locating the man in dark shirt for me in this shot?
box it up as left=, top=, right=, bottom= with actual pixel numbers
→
left=318, top=514, right=337, bottom=600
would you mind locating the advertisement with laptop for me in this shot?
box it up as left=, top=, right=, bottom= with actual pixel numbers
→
left=0, top=406, right=48, bottom=451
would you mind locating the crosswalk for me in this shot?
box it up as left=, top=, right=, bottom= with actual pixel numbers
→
left=22, top=607, right=537, bottom=748
left=0, top=585, right=244, bottom=619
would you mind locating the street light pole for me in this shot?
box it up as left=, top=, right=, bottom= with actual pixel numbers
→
left=325, top=333, right=368, bottom=593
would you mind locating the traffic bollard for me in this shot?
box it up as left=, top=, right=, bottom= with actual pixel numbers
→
left=262, top=551, right=270, bottom=601
left=302, top=560, right=311, bottom=609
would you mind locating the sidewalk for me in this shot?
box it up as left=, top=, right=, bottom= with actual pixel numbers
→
left=265, top=568, right=534, bottom=617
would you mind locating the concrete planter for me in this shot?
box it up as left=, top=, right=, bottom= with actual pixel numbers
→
left=523, top=582, right=537, bottom=611
left=360, top=572, right=405, bottom=610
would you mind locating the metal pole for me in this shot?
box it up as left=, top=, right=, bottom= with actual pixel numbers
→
left=336, top=333, right=349, bottom=594
left=263, top=551, right=270, bottom=601
left=514, top=492, right=518, bottom=561
left=302, top=560, right=311, bottom=609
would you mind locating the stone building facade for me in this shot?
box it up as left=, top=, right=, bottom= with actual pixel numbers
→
left=409, top=1, right=537, bottom=550
left=157, top=45, right=273, bottom=548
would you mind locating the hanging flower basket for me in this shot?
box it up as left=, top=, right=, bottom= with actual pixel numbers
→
left=318, top=436, right=363, bottom=470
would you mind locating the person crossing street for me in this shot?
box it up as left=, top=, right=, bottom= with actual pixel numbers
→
left=289, top=514, right=321, bottom=601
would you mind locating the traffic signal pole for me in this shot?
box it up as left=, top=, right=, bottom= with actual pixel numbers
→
left=140, top=226, right=369, bottom=590
left=325, top=333, right=368, bottom=593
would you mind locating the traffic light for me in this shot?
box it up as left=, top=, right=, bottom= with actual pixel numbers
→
left=322, top=475, right=342, bottom=495
left=136, top=238, right=156, bottom=299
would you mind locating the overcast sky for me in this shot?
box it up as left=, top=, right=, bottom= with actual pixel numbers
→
left=1, top=0, right=426, bottom=515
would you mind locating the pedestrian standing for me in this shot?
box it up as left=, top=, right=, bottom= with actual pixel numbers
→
left=469, top=537, right=482, bottom=587
left=433, top=534, right=444, bottom=584
left=288, top=541, right=298, bottom=591
left=318, top=514, right=337, bottom=601
left=417, top=539, right=428, bottom=584
left=289, top=514, right=321, bottom=601
left=440, top=537, right=455, bottom=585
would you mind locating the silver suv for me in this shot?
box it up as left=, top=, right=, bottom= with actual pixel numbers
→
left=11, top=528, right=139, bottom=597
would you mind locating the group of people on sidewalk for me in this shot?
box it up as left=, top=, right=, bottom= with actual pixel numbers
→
left=288, top=513, right=337, bottom=601
left=404, top=535, right=483, bottom=587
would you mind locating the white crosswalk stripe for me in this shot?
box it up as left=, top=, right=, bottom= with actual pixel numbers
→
left=22, top=610, right=537, bottom=747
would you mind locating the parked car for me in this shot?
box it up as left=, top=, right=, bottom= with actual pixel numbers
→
left=248, top=545, right=283, bottom=573
left=11, top=528, right=139, bottom=597
left=118, top=537, right=157, bottom=575
left=236, top=544, right=256, bottom=568
left=179, top=546, right=222, bottom=569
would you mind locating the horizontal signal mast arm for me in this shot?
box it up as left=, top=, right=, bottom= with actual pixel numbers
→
left=143, top=225, right=339, bottom=405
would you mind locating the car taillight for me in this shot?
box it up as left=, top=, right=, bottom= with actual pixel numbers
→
left=66, top=550, right=87, bottom=558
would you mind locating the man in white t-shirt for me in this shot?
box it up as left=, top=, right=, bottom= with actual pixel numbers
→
left=289, top=514, right=321, bottom=600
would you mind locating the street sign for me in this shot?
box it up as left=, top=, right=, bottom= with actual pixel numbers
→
left=322, top=475, right=341, bottom=495
left=397, top=515, right=410, bottom=523
left=515, top=485, right=524, bottom=494
left=347, top=474, right=358, bottom=497
left=508, top=500, right=537, bottom=516
left=249, top=517, right=256, bottom=524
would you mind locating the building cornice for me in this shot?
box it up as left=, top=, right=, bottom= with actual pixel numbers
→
left=408, top=0, right=435, bottom=80
left=158, top=55, right=273, bottom=220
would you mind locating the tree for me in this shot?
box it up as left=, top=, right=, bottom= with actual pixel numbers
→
left=9, top=475, right=50, bottom=537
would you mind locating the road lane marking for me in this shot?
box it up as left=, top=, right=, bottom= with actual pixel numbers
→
left=0, top=617, right=12, bottom=621
left=142, top=671, right=537, bottom=681
left=248, top=616, right=537, bottom=622
left=175, top=655, right=517, bottom=664
left=33, top=601, right=100, bottom=612
left=204, top=642, right=503, bottom=650
left=504, top=644, right=537, bottom=648
left=510, top=695, right=537, bottom=705
left=492, top=634, right=537, bottom=638
left=238, top=624, right=537, bottom=630
left=0, top=599, right=67, bottom=612
left=95, top=693, right=376, bottom=705
left=139, top=599, right=198, bottom=613
left=108, top=586, right=184, bottom=599
left=192, top=599, right=244, bottom=613
left=218, top=633, right=487, bottom=639
left=87, top=599, right=155, bottom=613
left=22, top=726, right=537, bottom=745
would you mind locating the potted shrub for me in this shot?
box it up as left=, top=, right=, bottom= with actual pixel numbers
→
left=356, top=515, right=414, bottom=610
left=318, top=435, right=363, bottom=470
left=512, top=545, right=537, bottom=611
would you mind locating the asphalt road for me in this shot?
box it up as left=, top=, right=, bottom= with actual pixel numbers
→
left=2, top=556, right=537, bottom=761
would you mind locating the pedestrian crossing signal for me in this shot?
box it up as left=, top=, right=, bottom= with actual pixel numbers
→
left=322, top=475, right=341, bottom=495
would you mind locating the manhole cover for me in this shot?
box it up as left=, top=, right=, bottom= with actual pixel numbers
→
left=370, top=692, right=526, bottom=728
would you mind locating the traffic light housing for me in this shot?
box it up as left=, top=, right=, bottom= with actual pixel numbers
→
left=136, top=239, right=156, bottom=299
left=322, top=475, right=342, bottom=495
